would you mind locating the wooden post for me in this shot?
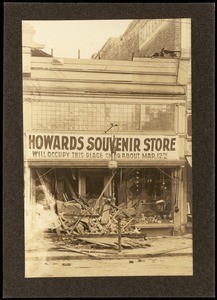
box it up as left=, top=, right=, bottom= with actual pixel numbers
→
left=94, top=170, right=117, bottom=210
left=118, top=218, right=121, bottom=253
left=68, top=204, right=95, bottom=234
left=112, top=169, right=116, bottom=201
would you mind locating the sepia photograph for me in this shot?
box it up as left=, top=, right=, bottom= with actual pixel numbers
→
left=22, top=18, right=193, bottom=278
left=3, top=3, right=215, bottom=298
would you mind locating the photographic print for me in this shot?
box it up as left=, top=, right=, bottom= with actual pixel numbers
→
left=22, top=19, right=193, bottom=278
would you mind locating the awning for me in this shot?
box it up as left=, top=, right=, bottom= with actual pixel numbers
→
left=27, top=159, right=185, bottom=168
left=186, top=156, right=192, bottom=167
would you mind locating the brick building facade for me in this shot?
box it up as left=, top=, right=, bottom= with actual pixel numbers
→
left=92, top=19, right=182, bottom=61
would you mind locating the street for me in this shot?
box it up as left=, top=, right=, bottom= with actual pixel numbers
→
left=25, top=254, right=193, bottom=277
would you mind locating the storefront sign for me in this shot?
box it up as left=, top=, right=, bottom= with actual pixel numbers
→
left=25, top=133, right=179, bottom=160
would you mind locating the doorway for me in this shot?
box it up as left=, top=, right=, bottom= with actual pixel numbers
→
left=85, top=175, right=104, bottom=198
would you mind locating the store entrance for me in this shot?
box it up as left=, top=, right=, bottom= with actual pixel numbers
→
left=85, top=175, right=104, bottom=198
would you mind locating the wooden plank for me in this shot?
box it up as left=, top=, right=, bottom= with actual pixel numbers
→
left=23, top=93, right=185, bottom=103
left=62, top=193, right=68, bottom=202
left=121, top=218, right=135, bottom=230
left=132, top=74, right=176, bottom=84
left=56, top=200, right=81, bottom=215
left=121, top=238, right=149, bottom=248
left=101, top=204, right=111, bottom=225
left=80, top=237, right=119, bottom=247
left=77, top=237, right=115, bottom=249
left=24, top=80, right=185, bottom=95
left=135, top=223, right=174, bottom=229
left=31, top=56, right=178, bottom=66
left=31, top=57, right=178, bottom=73
left=106, top=64, right=177, bottom=74
left=62, top=57, right=179, bottom=66
left=43, top=232, right=144, bottom=239
left=108, top=201, right=129, bottom=219
left=65, top=177, right=90, bottom=208
left=68, top=204, right=95, bottom=234
left=117, top=218, right=121, bottom=252
left=31, top=69, right=176, bottom=84
left=31, top=69, right=133, bottom=82
left=80, top=236, right=132, bottom=249
left=58, top=246, right=98, bottom=257
left=65, top=177, right=79, bottom=200
left=75, top=223, right=85, bottom=235
left=94, top=170, right=117, bottom=210
left=146, top=246, right=192, bottom=257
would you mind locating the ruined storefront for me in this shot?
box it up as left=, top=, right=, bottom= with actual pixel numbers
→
left=24, top=133, right=185, bottom=237
left=23, top=23, right=190, bottom=238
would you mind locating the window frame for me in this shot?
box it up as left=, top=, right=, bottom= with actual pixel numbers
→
left=31, top=100, right=177, bottom=134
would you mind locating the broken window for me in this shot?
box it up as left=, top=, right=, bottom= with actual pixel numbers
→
left=29, top=167, right=177, bottom=236
left=115, top=168, right=174, bottom=223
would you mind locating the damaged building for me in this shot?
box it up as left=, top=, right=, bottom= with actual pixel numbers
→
left=23, top=22, right=191, bottom=242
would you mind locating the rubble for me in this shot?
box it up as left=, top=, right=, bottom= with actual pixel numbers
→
left=55, top=198, right=140, bottom=235
left=35, top=169, right=173, bottom=238
left=53, top=195, right=171, bottom=236
left=51, top=235, right=152, bottom=253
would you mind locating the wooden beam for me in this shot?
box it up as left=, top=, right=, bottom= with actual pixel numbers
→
left=94, top=170, right=117, bottom=210
left=58, top=246, right=98, bottom=258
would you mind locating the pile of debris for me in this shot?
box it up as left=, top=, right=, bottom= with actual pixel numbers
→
left=35, top=169, right=172, bottom=237
left=149, top=47, right=181, bottom=58
left=55, top=198, right=140, bottom=235
left=38, top=234, right=153, bottom=259
left=55, top=236, right=151, bottom=253
left=36, top=188, right=169, bottom=236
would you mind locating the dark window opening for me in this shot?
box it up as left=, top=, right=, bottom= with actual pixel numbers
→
left=187, top=115, right=192, bottom=136
left=86, top=175, right=104, bottom=199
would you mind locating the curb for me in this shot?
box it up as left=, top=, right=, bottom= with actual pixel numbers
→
left=26, top=252, right=192, bottom=261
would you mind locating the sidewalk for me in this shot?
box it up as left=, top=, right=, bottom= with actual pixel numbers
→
left=25, top=234, right=193, bottom=261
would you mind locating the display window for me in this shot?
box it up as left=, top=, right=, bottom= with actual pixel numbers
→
left=29, top=167, right=178, bottom=235
left=115, top=168, right=175, bottom=223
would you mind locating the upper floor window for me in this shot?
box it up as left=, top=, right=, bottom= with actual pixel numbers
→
left=31, top=102, right=176, bottom=132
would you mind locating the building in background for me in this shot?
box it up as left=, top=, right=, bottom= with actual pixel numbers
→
left=23, top=21, right=191, bottom=240
left=91, top=19, right=190, bottom=60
